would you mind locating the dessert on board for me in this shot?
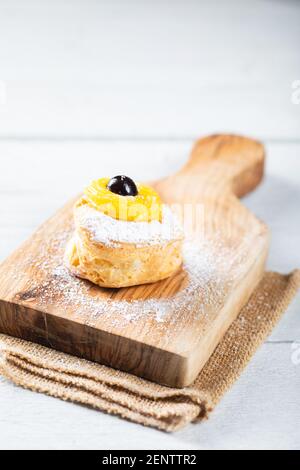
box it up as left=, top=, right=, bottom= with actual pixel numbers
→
left=65, top=175, right=184, bottom=288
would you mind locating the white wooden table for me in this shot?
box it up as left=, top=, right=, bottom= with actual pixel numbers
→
left=0, top=0, right=299, bottom=450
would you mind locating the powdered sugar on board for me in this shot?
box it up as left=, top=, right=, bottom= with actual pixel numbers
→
left=10, top=222, right=253, bottom=328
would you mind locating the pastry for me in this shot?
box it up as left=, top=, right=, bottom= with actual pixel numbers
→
left=65, top=175, right=184, bottom=288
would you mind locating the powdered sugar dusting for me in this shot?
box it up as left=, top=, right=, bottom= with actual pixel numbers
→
left=10, top=221, right=252, bottom=329
left=75, top=204, right=183, bottom=247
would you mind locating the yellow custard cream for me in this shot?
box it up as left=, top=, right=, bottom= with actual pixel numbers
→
left=83, top=176, right=162, bottom=223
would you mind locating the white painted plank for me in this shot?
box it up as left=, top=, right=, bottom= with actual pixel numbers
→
left=0, top=0, right=299, bottom=138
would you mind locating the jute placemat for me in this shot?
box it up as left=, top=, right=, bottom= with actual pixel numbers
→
left=0, top=270, right=299, bottom=432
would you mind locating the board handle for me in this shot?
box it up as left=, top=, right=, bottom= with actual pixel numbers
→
left=182, top=134, right=265, bottom=198
left=154, top=134, right=265, bottom=204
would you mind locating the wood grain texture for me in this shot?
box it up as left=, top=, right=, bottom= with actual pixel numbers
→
left=0, top=134, right=269, bottom=387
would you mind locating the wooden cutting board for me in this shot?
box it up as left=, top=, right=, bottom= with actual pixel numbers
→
left=0, top=134, right=269, bottom=388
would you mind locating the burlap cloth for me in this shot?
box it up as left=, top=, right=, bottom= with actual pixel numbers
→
left=0, top=270, right=299, bottom=432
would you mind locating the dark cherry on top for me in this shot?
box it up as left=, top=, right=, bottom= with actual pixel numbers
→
left=107, top=175, right=138, bottom=197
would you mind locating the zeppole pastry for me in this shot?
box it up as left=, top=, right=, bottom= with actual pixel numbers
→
left=65, top=175, right=184, bottom=288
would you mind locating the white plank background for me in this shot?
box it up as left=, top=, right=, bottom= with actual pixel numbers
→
left=0, top=0, right=299, bottom=450
left=0, top=0, right=299, bottom=139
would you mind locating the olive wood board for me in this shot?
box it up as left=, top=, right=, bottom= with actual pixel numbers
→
left=0, top=134, right=269, bottom=387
